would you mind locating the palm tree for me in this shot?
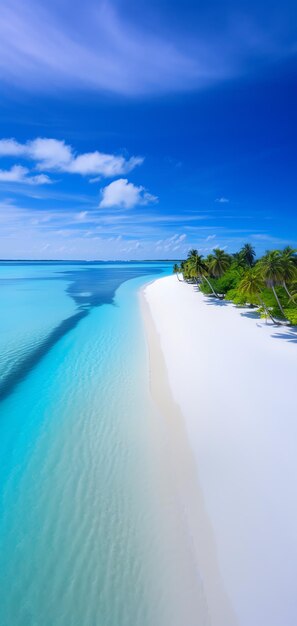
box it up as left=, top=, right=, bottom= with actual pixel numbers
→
left=238, top=270, right=277, bottom=323
left=258, top=251, right=287, bottom=317
left=291, top=279, right=297, bottom=302
left=278, top=247, right=297, bottom=299
left=187, top=249, right=205, bottom=280
left=239, top=243, right=256, bottom=267
left=180, top=260, right=191, bottom=281
left=283, top=245, right=297, bottom=260
left=173, top=263, right=181, bottom=281
left=188, top=248, right=198, bottom=258
left=187, top=251, right=205, bottom=283
left=187, top=249, right=219, bottom=297
left=207, top=248, right=231, bottom=278
left=238, top=270, right=264, bottom=301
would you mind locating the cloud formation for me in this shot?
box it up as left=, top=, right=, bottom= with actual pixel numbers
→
left=0, top=165, right=52, bottom=185
left=99, top=178, right=158, bottom=209
left=215, top=197, right=229, bottom=203
left=155, top=233, right=187, bottom=253
left=0, top=138, right=143, bottom=178
left=0, top=0, right=293, bottom=96
left=0, top=196, right=290, bottom=261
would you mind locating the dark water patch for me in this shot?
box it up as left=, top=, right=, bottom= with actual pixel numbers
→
left=0, top=310, right=88, bottom=403
left=0, top=265, right=165, bottom=403
left=63, top=266, right=161, bottom=307
left=0, top=267, right=163, bottom=307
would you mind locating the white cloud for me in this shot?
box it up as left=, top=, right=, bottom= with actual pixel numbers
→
left=120, top=240, right=144, bottom=253
left=76, top=211, right=89, bottom=221
left=206, top=234, right=216, bottom=241
left=0, top=1, right=289, bottom=97
left=251, top=234, right=274, bottom=241
left=99, top=178, right=158, bottom=209
left=0, top=2, right=230, bottom=97
left=215, top=197, right=229, bottom=203
left=0, top=164, right=52, bottom=185
left=167, top=233, right=186, bottom=244
left=66, top=152, right=143, bottom=177
left=0, top=138, right=143, bottom=178
left=29, top=138, right=72, bottom=169
left=0, top=139, right=25, bottom=156
left=0, top=200, right=191, bottom=260
left=155, top=233, right=187, bottom=252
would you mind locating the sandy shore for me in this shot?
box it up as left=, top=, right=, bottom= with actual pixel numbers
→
left=142, top=274, right=297, bottom=626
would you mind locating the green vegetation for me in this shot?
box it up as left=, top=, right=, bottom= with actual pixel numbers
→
left=173, top=263, right=181, bottom=280
left=173, top=244, right=297, bottom=325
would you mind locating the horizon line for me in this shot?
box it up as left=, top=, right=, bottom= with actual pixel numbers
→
left=0, top=258, right=179, bottom=263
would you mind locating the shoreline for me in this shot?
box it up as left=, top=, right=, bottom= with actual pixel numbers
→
left=141, top=274, right=297, bottom=626
left=140, top=283, right=238, bottom=626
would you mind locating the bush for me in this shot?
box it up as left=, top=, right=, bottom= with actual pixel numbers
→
left=284, top=308, right=297, bottom=325
left=225, top=288, right=248, bottom=305
left=199, top=278, right=217, bottom=295
left=213, top=265, right=244, bottom=294
left=260, top=287, right=289, bottom=320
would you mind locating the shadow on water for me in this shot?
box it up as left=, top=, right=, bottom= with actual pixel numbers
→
left=64, top=266, right=160, bottom=308
left=0, top=309, right=88, bottom=402
left=0, top=265, right=162, bottom=403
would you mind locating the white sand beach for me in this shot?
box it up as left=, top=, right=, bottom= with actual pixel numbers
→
left=143, top=274, right=297, bottom=626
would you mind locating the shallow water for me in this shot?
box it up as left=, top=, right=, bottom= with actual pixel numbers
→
left=0, top=261, right=204, bottom=626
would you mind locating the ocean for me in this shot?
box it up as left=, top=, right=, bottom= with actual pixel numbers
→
left=0, top=261, right=200, bottom=626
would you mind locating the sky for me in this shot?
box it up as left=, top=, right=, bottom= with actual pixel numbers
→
left=0, top=0, right=296, bottom=260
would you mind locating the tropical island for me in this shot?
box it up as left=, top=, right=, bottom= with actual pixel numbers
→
left=173, top=245, right=297, bottom=325
left=143, top=246, right=297, bottom=626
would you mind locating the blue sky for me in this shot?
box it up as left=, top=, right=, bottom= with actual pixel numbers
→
left=0, top=0, right=296, bottom=259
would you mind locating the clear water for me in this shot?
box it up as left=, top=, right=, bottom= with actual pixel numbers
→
left=0, top=261, right=201, bottom=626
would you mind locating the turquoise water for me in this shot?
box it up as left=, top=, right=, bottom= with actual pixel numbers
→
left=0, top=261, right=200, bottom=626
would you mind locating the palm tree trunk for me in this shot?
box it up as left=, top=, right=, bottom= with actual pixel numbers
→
left=259, top=298, right=278, bottom=325
left=283, top=281, right=292, bottom=299
left=271, top=284, right=287, bottom=318
left=203, top=276, right=220, bottom=298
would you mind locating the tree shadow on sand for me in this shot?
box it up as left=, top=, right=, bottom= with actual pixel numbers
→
left=204, top=297, right=228, bottom=306
left=271, top=328, right=297, bottom=344
left=240, top=310, right=261, bottom=319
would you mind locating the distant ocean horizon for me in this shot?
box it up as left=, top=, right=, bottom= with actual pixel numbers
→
left=0, top=258, right=182, bottom=263
left=0, top=260, right=199, bottom=626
